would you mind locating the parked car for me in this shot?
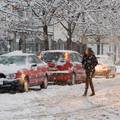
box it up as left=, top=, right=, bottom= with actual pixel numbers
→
left=95, top=55, right=116, bottom=78
left=40, top=50, right=86, bottom=84
left=0, top=51, right=48, bottom=92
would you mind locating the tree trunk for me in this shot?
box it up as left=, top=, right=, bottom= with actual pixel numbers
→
left=12, top=32, right=16, bottom=51
left=19, top=38, right=22, bottom=50
left=19, top=32, right=26, bottom=53
left=67, top=23, right=72, bottom=50
left=43, top=25, right=49, bottom=50
left=97, top=35, right=100, bottom=55
left=9, top=32, right=16, bottom=52
left=35, top=42, right=39, bottom=52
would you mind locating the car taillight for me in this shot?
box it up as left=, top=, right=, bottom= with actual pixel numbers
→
left=65, top=61, right=73, bottom=68
left=64, top=52, right=69, bottom=60
left=48, top=62, right=55, bottom=67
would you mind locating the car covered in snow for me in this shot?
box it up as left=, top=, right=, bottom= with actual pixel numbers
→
left=40, top=50, right=86, bottom=84
left=0, top=51, right=48, bottom=92
left=95, top=55, right=116, bottom=78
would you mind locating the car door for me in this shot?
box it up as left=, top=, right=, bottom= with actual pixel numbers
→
left=35, top=58, right=47, bottom=83
left=70, top=53, right=81, bottom=81
left=74, top=53, right=84, bottom=81
left=76, top=54, right=86, bottom=81
left=28, top=55, right=43, bottom=85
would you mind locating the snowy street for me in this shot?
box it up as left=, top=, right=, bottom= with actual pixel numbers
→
left=0, top=0, right=120, bottom=120
left=0, top=76, right=120, bottom=120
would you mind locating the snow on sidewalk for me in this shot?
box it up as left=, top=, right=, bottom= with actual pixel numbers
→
left=0, top=76, right=120, bottom=120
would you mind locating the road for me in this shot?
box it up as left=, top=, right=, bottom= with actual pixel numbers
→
left=0, top=76, right=120, bottom=120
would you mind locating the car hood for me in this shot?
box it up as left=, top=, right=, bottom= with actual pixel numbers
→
left=0, top=64, right=28, bottom=75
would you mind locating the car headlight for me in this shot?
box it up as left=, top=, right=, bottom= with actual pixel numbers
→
left=7, top=73, right=16, bottom=79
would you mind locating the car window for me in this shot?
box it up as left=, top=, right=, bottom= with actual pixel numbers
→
left=42, top=52, right=64, bottom=63
left=0, top=56, right=26, bottom=65
left=70, top=53, right=79, bottom=62
left=76, top=54, right=82, bottom=63
left=28, top=55, right=42, bottom=64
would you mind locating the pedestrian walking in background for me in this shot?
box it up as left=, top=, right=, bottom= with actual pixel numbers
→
left=82, top=48, right=98, bottom=96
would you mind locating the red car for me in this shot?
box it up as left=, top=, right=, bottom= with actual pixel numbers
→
left=40, top=50, right=86, bottom=84
left=0, top=51, right=48, bottom=92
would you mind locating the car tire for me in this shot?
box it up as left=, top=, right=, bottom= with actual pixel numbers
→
left=70, top=73, right=76, bottom=85
left=41, top=76, right=48, bottom=89
left=105, top=72, right=110, bottom=79
left=106, top=75, right=109, bottom=79
left=112, top=74, right=116, bottom=78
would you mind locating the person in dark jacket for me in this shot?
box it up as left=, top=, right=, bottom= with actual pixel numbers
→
left=82, top=48, right=98, bottom=96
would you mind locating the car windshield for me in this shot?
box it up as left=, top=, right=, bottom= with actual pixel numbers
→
left=0, top=56, right=26, bottom=65
left=42, top=52, right=65, bottom=63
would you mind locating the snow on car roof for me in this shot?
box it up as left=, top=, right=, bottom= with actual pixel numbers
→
left=41, top=50, right=79, bottom=54
left=1, top=51, right=34, bottom=56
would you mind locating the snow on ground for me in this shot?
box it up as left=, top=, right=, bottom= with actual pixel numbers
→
left=0, top=76, right=120, bottom=120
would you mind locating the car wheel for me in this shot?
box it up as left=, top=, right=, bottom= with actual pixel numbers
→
left=112, top=74, right=116, bottom=78
left=70, top=73, right=76, bottom=85
left=106, top=75, right=109, bottom=79
left=105, top=71, right=110, bottom=79
left=41, top=76, right=48, bottom=89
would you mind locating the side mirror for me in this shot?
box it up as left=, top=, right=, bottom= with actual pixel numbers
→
left=60, top=60, right=66, bottom=63
left=31, top=64, right=37, bottom=68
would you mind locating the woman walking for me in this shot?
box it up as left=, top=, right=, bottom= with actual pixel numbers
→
left=82, top=48, right=98, bottom=96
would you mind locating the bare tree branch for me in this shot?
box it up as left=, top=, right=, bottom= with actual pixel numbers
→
left=60, top=22, right=68, bottom=31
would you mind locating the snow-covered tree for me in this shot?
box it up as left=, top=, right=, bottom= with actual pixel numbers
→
left=28, top=0, right=65, bottom=50
left=58, top=0, right=82, bottom=49
left=60, top=0, right=120, bottom=49
left=1, top=0, right=120, bottom=52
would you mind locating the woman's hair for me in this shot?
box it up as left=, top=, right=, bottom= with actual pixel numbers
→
left=81, top=50, right=86, bottom=56
left=86, top=48, right=94, bottom=56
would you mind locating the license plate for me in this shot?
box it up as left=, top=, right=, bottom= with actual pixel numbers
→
left=49, top=67, right=57, bottom=71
